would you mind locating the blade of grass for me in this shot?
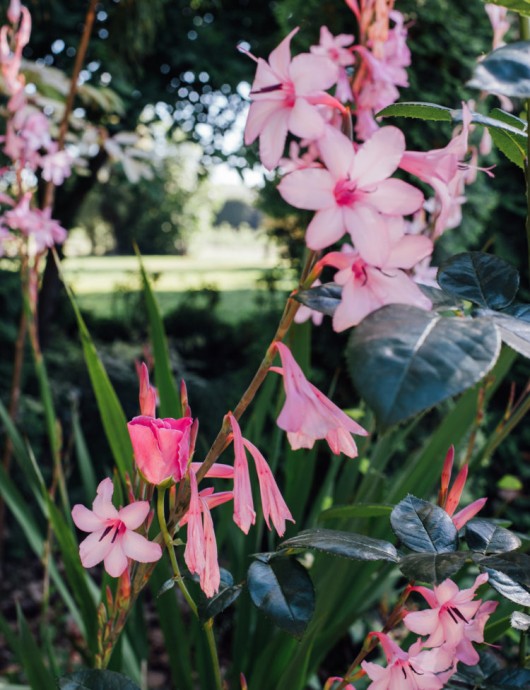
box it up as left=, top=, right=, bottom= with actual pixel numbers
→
left=16, top=604, right=56, bottom=690
left=72, top=405, right=97, bottom=502
left=136, top=248, right=181, bottom=418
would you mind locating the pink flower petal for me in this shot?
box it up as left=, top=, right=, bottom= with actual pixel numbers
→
left=244, top=100, right=283, bottom=145
left=385, top=234, right=433, bottom=269
left=104, top=538, right=129, bottom=577
left=259, top=107, right=290, bottom=170
left=288, top=97, right=326, bottom=140
left=79, top=529, right=114, bottom=569
left=351, top=126, right=405, bottom=186
left=367, top=178, right=424, bottom=216
left=268, top=28, right=298, bottom=81
left=118, top=501, right=150, bottom=530
left=278, top=168, right=335, bottom=211
left=71, top=505, right=105, bottom=533
left=121, top=530, right=162, bottom=563
left=92, top=478, right=119, bottom=520
left=306, top=206, right=346, bottom=250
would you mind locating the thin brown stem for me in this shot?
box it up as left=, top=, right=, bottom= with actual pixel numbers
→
left=42, top=0, right=98, bottom=210
left=337, top=584, right=413, bottom=689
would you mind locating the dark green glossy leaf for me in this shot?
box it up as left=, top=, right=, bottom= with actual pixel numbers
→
left=481, top=0, right=530, bottom=18
left=295, top=283, right=341, bottom=316
left=279, top=528, right=398, bottom=562
left=438, top=252, right=519, bottom=310
left=465, top=519, right=522, bottom=554
left=477, top=552, right=530, bottom=587
left=474, top=553, right=530, bottom=605
left=59, top=669, right=141, bottom=690
left=502, top=302, right=530, bottom=321
left=391, top=495, right=458, bottom=553
left=347, top=305, right=501, bottom=429
left=418, top=285, right=463, bottom=310
left=377, top=101, right=453, bottom=121
left=468, top=41, right=530, bottom=98
left=486, top=669, right=530, bottom=689
left=447, top=650, right=502, bottom=688
left=476, top=309, right=530, bottom=358
left=398, top=552, right=469, bottom=584
left=319, top=504, right=394, bottom=521
left=198, top=584, right=243, bottom=622
left=247, top=557, right=315, bottom=638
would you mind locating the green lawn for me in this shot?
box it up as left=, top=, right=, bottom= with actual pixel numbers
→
left=62, top=250, right=294, bottom=322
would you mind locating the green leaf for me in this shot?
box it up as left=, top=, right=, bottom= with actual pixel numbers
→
left=475, top=553, right=530, bottom=605
left=247, top=557, right=315, bottom=639
left=65, top=284, right=132, bottom=481
left=475, top=309, right=530, bottom=358
left=72, top=406, right=97, bottom=503
left=398, top=552, right=469, bottom=584
left=477, top=553, right=530, bottom=588
left=481, top=0, right=530, bottom=18
left=390, top=495, right=458, bottom=553
left=485, top=669, right=530, bottom=688
left=376, top=101, right=453, bottom=121
left=465, top=519, right=522, bottom=554
left=319, top=503, right=394, bottom=521
left=468, top=41, right=530, bottom=97
left=489, top=127, right=526, bottom=169
left=16, top=604, right=57, bottom=690
left=198, top=583, right=243, bottom=623
left=489, top=108, right=526, bottom=132
left=137, top=250, right=181, bottom=418
left=45, top=497, right=98, bottom=652
left=347, top=305, right=501, bottom=430
left=59, top=669, right=141, bottom=690
left=295, top=283, right=341, bottom=316
left=438, top=252, right=519, bottom=310
left=279, top=528, right=398, bottom=562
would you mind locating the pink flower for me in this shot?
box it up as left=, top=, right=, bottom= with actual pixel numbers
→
left=228, top=413, right=293, bottom=536
left=323, top=677, right=355, bottom=690
left=71, top=478, right=162, bottom=577
left=319, top=218, right=432, bottom=330
left=39, top=147, right=73, bottom=186
left=311, top=26, right=354, bottom=103
left=404, top=574, right=498, bottom=666
left=485, top=4, right=510, bottom=49
left=278, top=124, right=423, bottom=250
left=361, top=632, right=455, bottom=690
left=400, top=104, right=473, bottom=237
left=438, top=446, right=487, bottom=530
left=183, top=470, right=222, bottom=597
left=243, top=28, right=341, bottom=170
left=271, top=341, right=368, bottom=457
left=128, top=415, right=192, bottom=486
left=3, top=195, right=67, bottom=252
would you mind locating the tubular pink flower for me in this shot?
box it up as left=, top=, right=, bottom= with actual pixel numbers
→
left=278, top=125, right=423, bottom=251
left=71, top=478, right=162, bottom=578
left=404, top=574, right=497, bottom=666
left=127, top=415, right=192, bottom=486
left=243, top=437, right=294, bottom=537
left=272, top=341, right=368, bottom=457
left=323, top=677, right=355, bottom=690
left=362, top=632, right=455, bottom=690
left=200, top=498, right=221, bottom=598
left=243, top=28, right=341, bottom=170
left=228, top=412, right=256, bottom=534
left=184, top=470, right=206, bottom=576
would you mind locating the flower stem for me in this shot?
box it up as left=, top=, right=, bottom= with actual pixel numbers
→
left=157, top=487, right=223, bottom=690
left=337, top=584, right=413, bottom=689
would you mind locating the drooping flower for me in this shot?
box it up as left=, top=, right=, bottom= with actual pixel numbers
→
left=278, top=124, right=423, bottom=251
left=271, top=341, right=368, bottom=457
left=243, top=28, right=342, bottom=170
left=227, top=412, right=293, bottom=536
left=438, top=446, right=487, bottom=530
left=71, top=478, right=162, bottom=577
left=361, top=632, right=456, bottom=690
left=127, top=415, right=192, bottom=486
left=182, top=470, right=224, bottom=597
left=318, top=218, right=432, bottom=330
left=404, top=573, right=498, bottom=666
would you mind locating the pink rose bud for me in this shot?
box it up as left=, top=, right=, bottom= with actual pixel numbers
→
left=128, top=415, right=193, bottom=486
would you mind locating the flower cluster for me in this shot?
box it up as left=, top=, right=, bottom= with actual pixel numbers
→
left=243, top=13, right=490, bottom=331
left=0, top=0, right=69, bottom=257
